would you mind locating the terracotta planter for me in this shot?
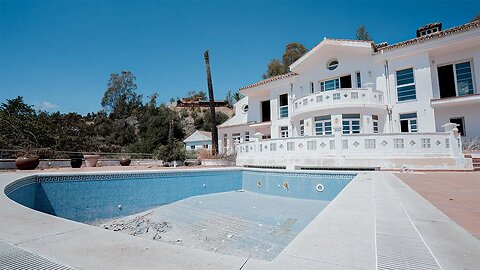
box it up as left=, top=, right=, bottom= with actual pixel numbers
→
left=119, top=157, right=131, bottom=166
left=84, top=155, right=100, bottom=167
left=15, top=157, right=40, bottom=170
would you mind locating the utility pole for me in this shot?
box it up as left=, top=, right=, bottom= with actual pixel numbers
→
left=204, top=50, right=219, bottom=156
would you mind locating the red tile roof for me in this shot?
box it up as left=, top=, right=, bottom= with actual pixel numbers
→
left=375, top=20, right=479, bottom=52
left=239, top=72, right=297, bottom=91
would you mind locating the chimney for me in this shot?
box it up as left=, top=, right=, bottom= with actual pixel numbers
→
left=416, top=22, right=442, bottom=37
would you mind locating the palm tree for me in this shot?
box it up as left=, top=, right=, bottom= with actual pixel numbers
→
left=204, top=50, right=219, bottom=156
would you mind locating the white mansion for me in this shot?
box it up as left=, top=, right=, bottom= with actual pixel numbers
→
left=219, top=21, right=479, bottom=170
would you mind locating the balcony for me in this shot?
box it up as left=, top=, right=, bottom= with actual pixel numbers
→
left=291, top=88, right=385, bottom=118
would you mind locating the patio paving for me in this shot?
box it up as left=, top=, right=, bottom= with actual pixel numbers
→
left=395, top=172, right=480, bottom=239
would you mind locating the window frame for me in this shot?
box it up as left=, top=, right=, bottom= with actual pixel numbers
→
left=280, top=126, right=289, bottom=138
left=355, top=71, right=362, bottom=88
left=342, top=114, right=361, bottom=135
left=437, top=59, right=475, bottom=97
left=399, top=112, right=418, bottom=133
left=314, top=115, right=332, bottom=136
left=395, top=67, right=417, bottom=103
left=372, top=115, right=379, bottom=133
left=299, top=120, right=305, bottom=136
left=279, top=94, right=289, bottom=118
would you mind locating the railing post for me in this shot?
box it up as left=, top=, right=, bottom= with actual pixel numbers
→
left=253, top=132, right=263, bottom=155
left=443, top=123, right=462, bottom=157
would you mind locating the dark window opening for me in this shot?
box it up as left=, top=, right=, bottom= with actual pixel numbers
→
left=340, top=75, right=352, bottom=88
left=450, top=117, right=465, bottom=136
left=261, top=100, right=271, bottom=122
left=279, top=94, right=288, bottom=106
left=438, top=65, right=456, bottom=98
left=400, top=120, right=409, bottom=132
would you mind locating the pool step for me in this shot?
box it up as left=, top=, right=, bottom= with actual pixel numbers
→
left=472, top=158, right=480, bottom=171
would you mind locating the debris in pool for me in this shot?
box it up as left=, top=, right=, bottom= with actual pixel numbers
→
left=118, top=204, right=122, bottom=210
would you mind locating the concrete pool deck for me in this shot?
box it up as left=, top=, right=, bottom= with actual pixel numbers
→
left=0, top=168, right=479, bottom=269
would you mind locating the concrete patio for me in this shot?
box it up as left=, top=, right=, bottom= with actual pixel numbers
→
left=0, top=168, right=479, bottom=269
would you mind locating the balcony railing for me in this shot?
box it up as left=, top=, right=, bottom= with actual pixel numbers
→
left=235, top=125, right=467, bottom=170
left=292, top=88, right=385, bottom=117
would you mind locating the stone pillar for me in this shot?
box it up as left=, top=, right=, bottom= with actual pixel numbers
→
left=332, top=114, right=343, bottom=158
left=443, top=123, right=462, bottom=157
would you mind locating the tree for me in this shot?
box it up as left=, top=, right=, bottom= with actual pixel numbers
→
left=201, top=111, right=229, bottom=132
left=356, top=25, right=372, bottom=41
left=282, top=43, right=308, bottom=67
left=101, top=71, right=142, bottom=119
left=204, top=50, right=219, bottom=155
left=263, top=59, right=286, bottom=79
left=263, top=42, right=308, bottom=79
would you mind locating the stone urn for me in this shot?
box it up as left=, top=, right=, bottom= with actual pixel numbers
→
left=119, top=157, right=131, bottom=166
left=15, top=157, right=40, bottom=170
left=84, top=154, right=100, bottom=167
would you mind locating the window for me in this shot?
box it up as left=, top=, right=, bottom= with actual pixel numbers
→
left=421, top=138, right=431, bottom=149
left=450, top=117, right=466, bottom=136
left=438, top=61, right=474, bottom=98
left=299, top=120, right=305, bottom=136
left=319, top=75, right=351, bottom=91
left=320, top=78, right=340, bottom=91
left=355, top=72, right=362, bottom=88
left=315, top=115, right=332, bottom=135
left=372, top=115, right=379, bottom=133
left=241, top=104, right=249, bottom=113
left=327, top=59, right=339, bottom=70
left=456, top=62, right=474, bottom=96
left=244, top=131, right=250, bottom=142
left=262, top=135, right=271, bottom=139
left=280, top=126, right=289, bottom=138
left=203, top=144, right=209, bottom=148
left=396, top=68, right=416, bottom=102
left=342, top=114, right=361, bottom=134
left=400, top=113, right=418, bottom=133
left=394, top=138, right=404, bottom=149
left=190, top=145, right=195, bottom=150
left=232, top=133, right=241, bottom=144
left=261, top=100, right=271, bottom=122
left=279, top=94, right=288, bottom=118
left=310, top=82, right=315, bottom=93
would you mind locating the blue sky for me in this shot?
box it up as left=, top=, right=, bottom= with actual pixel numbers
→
left=1, top=0, right=479, bottom=115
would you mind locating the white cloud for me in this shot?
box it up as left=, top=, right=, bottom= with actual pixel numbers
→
left=41, top=101, right=58, bottom=109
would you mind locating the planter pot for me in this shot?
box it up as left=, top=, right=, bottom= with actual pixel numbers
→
left=70, top=158, right=83, bottom=168
left=119, top=157, right=131, bottom=166
left=84, top=155, right=100, bottom=167
left=15, top=157, right=40, bottom=170
left=201, top=159, right=234, bottom=166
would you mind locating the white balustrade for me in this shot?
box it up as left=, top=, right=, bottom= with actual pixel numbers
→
left=292, top=88, right=385, bottom=117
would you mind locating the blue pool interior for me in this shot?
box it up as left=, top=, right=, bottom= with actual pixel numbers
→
left=6, top=170, right=355, bottom=224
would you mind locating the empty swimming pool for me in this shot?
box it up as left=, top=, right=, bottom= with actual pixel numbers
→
left=5, top=169, right=355, bottom=260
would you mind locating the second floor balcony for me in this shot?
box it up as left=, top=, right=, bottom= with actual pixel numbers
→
left=291, top=88, right=385, bottom=118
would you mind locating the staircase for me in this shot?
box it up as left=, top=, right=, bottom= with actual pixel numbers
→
left=465, top=154, right=480, bottom=171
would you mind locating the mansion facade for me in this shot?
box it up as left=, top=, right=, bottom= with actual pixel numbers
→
left=218, top=21, right=479, bottom=170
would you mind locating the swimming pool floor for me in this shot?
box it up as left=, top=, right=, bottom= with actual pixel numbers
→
left=96, top=191, right=329, bottom=261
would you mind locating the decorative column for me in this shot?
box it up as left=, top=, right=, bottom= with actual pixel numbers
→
left=332, top=115, right=343, bottom=158
left=443, top=123, right=462, bottom=157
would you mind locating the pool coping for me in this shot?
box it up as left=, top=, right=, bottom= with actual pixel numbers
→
left=0, top=169, right=479, bottom=269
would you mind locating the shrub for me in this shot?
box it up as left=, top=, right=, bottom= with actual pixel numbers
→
left=154, top=140, right=186, bottom=162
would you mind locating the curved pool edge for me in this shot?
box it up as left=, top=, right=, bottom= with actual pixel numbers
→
left=1, top=169, right=479, bottom=270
